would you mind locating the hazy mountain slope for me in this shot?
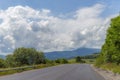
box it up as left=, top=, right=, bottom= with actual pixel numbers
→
left=45, top=48, right=100, bottom=60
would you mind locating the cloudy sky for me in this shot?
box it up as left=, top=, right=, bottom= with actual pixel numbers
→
left=0, top=0, right=119, bottom=55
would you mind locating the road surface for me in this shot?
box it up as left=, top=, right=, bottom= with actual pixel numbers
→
left=0, top=64, right=105, bottom=80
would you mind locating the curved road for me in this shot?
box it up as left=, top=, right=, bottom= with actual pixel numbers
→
left=0, top=64, right=105, bottom=80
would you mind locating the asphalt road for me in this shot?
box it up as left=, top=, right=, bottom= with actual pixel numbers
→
left=0, top=64, right=105, bottom=80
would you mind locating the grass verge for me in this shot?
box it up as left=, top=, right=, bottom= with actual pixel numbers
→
left=68, top=58, right=95, bottom=64
left=101, top=63, right=120, bottom=74
left=95, top=63, right=120, bottom=74
left=0, top=63, right=58, bottom=76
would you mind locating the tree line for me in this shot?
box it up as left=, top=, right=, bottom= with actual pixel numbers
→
left=0, top=47, right=70, bottom=68
left=0, top=47, right=98, bottom=68
left=0, top=47, right=46, bottom=68
left=95, top=16, right=120, bottom=66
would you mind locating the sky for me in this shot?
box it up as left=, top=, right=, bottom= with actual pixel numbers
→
left=0, top=0, right=120, bottom=55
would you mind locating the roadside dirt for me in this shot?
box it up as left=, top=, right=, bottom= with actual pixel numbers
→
left=92, top=65, right=120, bottom=80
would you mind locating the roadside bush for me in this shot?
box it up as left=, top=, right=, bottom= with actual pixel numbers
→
left=55, top=58, right=68, bottom=64
left=5, top=47, right=46, bottom=67
left=62, top=58, right=68, bottom=64
left=0, top=58, right=6, bottom=68
left=95, top=55, right=104, bottom=67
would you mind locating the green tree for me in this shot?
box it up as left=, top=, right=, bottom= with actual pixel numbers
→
left=35, top=51, right=46, bottom=64
left=96, top=16, right=120, bottom=65
left=13, top=47, right=46, bottom=66
left=0, top=58, right=6, bottom=68
left=6, top=54, right=17, bottom=67
left=76, top=56, right=82, bottom=62
left=62, top=58, right=68, bottom=64
left=55, top=59, right=61, bottom=63
left=45, top=59, right=55, bottom=64
left=55, top=58, right=68, bottom=64
left=95, top=55, right=105, bottom=67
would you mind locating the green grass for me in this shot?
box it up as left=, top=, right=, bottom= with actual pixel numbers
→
left=68, top=58, right=95, bottom=64
left=0, top=63, right=58, bottom=76
left=83, top=59, right=95, bottom=64
left=68, top=58, right=76, bottom=63
left=100, top=63, right=120, bottom=74
left=0, top=68, right=32, bottom=76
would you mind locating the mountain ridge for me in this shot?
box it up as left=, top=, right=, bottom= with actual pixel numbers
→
left=0, top=48, right=100, bottom=60
left=45, top=48, right=100, bottom=60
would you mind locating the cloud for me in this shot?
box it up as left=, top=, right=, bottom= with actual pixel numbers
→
left=0, top=4, right=116, bottom=54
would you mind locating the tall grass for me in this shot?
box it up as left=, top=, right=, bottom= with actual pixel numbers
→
left=100, top=63, right=120, bottom=74
left=0, top=63, right=57, bottom=76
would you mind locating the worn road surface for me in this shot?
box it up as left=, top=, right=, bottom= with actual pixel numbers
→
left=0, top=64, right=105, bottom=80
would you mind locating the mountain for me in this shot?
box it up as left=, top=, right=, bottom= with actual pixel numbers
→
left=45, top=48, right=100, bottom=60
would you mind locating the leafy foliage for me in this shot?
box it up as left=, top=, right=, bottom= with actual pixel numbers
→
left=0, top=47, right=46, bottom=68
left=6, top=54, right=16, bottom=67
left=76, top=56, right=82, bottom=62
left=0, top=59, right=6, bottom=68
left=81, top=53, right=99, bottom=59
left=55, top=58, right=68, bottom=64
left=96, top=16, right=120, bottom=66
left=0, top=47, right=70, bottom=68
left=13, top=47, right=46, bottom=66
left=75, top=56, right=85, bottom=63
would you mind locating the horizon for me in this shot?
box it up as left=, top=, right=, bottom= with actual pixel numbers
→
left=0, top=0, right=120, bottom=55
left=0, top=47, right=100, bottom=56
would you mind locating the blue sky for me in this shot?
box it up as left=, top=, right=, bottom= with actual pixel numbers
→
left=0, top=0, right=119, bottom=17
left=0, top=0, right=119, bottom=55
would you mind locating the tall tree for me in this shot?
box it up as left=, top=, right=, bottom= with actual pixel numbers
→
left=97, top=16, right=120, bottom=65
left=6, top=54, right=16, bottom=67
left=13, top=47, right=45, bottom=66
left=76, top=56, right=82, bottom=62
left=0, top=58, right=6, bottom=68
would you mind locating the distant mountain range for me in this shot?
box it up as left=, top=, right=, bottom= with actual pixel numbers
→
left=0, top=48, right=100, bottom=60
left=45, top=48, right=100, bottom=60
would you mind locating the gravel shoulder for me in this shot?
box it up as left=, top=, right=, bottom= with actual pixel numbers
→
left=91, top=65, right=120, bottom=80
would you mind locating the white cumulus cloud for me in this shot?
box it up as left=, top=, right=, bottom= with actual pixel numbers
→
left=0, top=4, right=116, bottom=55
